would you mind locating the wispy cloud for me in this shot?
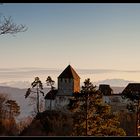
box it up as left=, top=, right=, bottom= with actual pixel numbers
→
left=0, top=67, right=140, bottom=86
left=77, top=69, right=140, bottom=74
left=0, top=67, right=140, bottom=77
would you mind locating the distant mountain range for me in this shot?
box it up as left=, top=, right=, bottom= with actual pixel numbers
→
left=94, top=78, right=135, bottom=87
left=0, top=86, right=50, bottom=122
left=0, top=85, right=124, bottom=120
left=0, top=78, right=137, bottom=120
left=0, top=67, right=140, bottom=88
left=0, top=78, right=136, bottom=89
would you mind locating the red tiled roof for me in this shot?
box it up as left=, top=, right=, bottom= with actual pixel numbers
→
left=58, top=65, right=80, bottom=79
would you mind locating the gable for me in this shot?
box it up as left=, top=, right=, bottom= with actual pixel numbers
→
left=58, top=65, right=80, bottom=79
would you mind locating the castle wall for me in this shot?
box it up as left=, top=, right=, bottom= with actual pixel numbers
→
left=57, top=78, right=74, bottom=95
left=45, top=96, right=70, bottom=112
left=74, top=79, right=80, bottom=93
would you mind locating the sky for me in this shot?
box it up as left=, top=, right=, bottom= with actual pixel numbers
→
left=1, top=3, right=140, bottom=85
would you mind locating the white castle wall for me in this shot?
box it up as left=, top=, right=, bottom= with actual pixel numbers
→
left=45, top=96, right=71, bottom=112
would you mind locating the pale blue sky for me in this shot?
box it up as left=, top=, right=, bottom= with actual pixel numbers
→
left=1, top=3, right=140, bottom=72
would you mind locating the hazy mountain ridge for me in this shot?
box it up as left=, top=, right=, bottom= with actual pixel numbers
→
left=0, top=86, right=50, bottom=122
left=110, top=86, right=125, bottom=94
left=0, top=78, right=136, bottom=120
left=0, top=78, right=136, bottom=89
left=0, top=84, right=125, bottom=121
left=94, top=78, right=135, bottom=87
left=0, top=67, right=140, bottom=85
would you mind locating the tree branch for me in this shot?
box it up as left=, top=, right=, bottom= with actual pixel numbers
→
left=0, top=16, right=27, bottom=35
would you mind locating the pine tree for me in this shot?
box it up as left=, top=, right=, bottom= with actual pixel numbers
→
left=46, top=76, right=55, bottom=111
left=0, top=94, right=20, bottom=135
left=68, top=78, right=126, bottom=136
left=25, top=77, right=44, bottom=114
left=5, top=100, right=20, bottom=118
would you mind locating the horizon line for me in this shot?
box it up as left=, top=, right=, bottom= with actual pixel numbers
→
left=0, top=67, right=140, bottom=73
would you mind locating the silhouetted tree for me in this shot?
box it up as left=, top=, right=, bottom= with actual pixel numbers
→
left=25, top=77, right=44, bottom=113
left=5, top=100, right=20, bottom=118
left=0, top=4, right=27, bottom=35
left=0, top=93, right=20, bottom=135
left=121, top=83, right=140, bottom=136
left=5, top=100, right=20, bottom=135
left=68, top=78, right=126, bottom=136
left=0, top=94, right=8, bottom=122
left=19, top=110, right=73, bottom=136
left=46, top=76, right=55, bottom=111
left=0, top=16, right=27, bottom=35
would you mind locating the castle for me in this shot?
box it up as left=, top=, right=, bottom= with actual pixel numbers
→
left=44, top=65, right=80, bottom=111
left=44, top=65, right=132, bottom=112
left=44, top=65, right=139, bottom=136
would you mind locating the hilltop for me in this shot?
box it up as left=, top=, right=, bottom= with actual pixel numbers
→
left=19, top=110, right=73, bottom=136
left=0, top=85, right=124, bottom=121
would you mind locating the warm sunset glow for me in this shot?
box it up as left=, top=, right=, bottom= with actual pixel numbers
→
left=1, top=3, right=140, bottom=87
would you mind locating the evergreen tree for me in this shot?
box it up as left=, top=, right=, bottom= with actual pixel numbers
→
left=46, top=76, right=55, bottom=90
left=25, top=77, right=44, bottom=113
left=46, top=76, right=55, bottom=111
left=0, top=94, right=20, bottom=135
left=68, top=78, right=126, bottom=136
left=121, top=83, right=140, bottom=136
left=5, top=100, right=20, bottom=118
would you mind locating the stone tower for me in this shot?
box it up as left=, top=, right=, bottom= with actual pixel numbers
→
left=57, top=65, right=80, bottom=96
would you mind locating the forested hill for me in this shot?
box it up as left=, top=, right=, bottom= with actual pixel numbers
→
left=19, top=109, right=136, bottom=136
left=19, top=110, right=73, bottom=136
left=0, top=85, right=124, bottom=122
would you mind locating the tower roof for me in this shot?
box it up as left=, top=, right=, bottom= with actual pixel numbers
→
left=122, top=83, right=140, bottom=94
left=44, top=90, right=58, bottom=100
left=121, top=83, right=140, bottom=100
left=58, top=65, right=80, bottom=79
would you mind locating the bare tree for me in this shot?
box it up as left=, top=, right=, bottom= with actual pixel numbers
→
left=0, top=16, right=27, bottom=35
